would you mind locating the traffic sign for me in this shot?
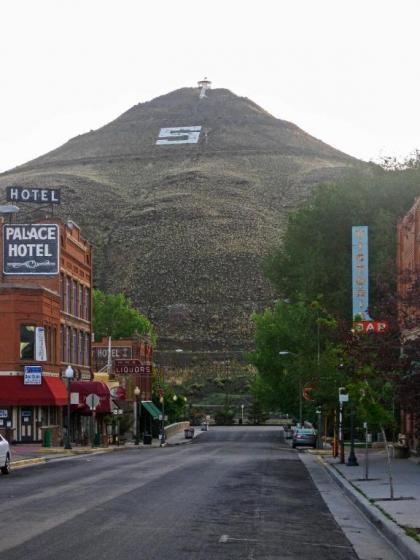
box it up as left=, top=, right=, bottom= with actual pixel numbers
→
left=303, top=383, right=315, bottom=401
left=86, top=393, right=100, bottom=410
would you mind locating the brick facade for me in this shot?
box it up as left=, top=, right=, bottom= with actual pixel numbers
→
left=0, top=218, right=93, bottom=442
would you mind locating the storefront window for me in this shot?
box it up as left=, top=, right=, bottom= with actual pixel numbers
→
left=41, top=406, right=49, bottom=426
left=20, top=325, right=35, bottom=360
left=49, top=406, right=58, bottom=425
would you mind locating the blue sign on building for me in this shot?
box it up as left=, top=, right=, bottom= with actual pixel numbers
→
left=352, top=226, right=372, bottom=320
left=23, top=365, right=43, bottom=385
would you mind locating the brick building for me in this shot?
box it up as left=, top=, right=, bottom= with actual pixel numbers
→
left=92, top=336, right=153, bottom=400
left=397, top=197, right=420, bottom=452
left=0, top=218, right=95, bottom=443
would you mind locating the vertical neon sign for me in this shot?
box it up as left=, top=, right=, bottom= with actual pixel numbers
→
left=352, top=226, right=372, bottom=320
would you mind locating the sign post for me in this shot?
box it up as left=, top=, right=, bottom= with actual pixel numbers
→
left=86, top=393, right=100, bottom=448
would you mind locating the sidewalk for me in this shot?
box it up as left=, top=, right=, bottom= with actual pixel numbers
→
left=319, top=447, right=420, bottom=559
left=325, top=449, right=420, bottom=529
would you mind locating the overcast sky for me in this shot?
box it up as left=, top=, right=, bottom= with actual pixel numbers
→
left=1, top=0, right=419, bottom=172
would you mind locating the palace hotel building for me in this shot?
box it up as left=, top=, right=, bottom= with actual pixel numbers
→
left=0, top=217, right=94, bottom=443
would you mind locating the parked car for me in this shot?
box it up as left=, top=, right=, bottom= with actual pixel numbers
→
left=292, top=428, right=317, bottom=449
left=0, top=434, right=11, bottom=474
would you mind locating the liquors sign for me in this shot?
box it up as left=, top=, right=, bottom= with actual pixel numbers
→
left=3, top=224, right=59, bottom=275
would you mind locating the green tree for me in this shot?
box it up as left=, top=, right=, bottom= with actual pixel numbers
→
left=249, top=299, right=342, bottom=422
left=265, top=173, right=419, bottom=319
left=93, top=289, right=154, bottom=341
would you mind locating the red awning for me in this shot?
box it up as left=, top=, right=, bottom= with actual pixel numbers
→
left=0, top=375, right=67, bottom=406
left=70, top=381, right=111, bottom=414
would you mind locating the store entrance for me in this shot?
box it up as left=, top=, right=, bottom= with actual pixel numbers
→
left=20, top=408, right=34, bottom=441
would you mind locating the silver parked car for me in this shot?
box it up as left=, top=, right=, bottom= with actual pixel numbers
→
left=0, top=434, right=11, bottom=474
left=292, top=428, right=317, bottom=449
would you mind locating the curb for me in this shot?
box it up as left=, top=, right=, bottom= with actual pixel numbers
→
left=12, top=457, right=46, bottom=468
left=319, top=456, right=420, bottom=560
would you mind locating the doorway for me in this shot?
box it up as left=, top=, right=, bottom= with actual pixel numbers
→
left=20, top=408, right=34, bottom=442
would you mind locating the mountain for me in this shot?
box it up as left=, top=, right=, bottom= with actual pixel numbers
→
left=0, top=87, right=372, bottom=364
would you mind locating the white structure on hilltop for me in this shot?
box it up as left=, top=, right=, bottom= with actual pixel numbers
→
left=198, top=77, right=212, bottom=99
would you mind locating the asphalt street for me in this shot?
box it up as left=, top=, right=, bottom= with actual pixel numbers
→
left=0, top=427, right=398, bottom=559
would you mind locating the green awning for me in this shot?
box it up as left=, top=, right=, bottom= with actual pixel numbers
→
left=141, top=401, right=161, bottom=420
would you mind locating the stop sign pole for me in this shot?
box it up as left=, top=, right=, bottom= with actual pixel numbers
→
left=86, top=393, right=100, bottom=447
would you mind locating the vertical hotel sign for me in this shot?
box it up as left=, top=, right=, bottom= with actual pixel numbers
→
left=352, top=226, right=372, bottom=320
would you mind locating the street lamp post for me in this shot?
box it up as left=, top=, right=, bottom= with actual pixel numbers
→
left=134, top=386, right=140, bottom=445
left=279, top=351, right=302, bottom=425
left=64, top=365, right=74, bottom=449
left=175, top=348, right=183, bottom=373
left=241, top=404, right=244, bottom=425
left=338, top=387, right=347, bottom=464
left=346, top=401, right=359, bottom=466
left=316, top=407, right=323, bottom=449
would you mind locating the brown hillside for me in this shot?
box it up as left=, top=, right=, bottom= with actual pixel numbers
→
left=0, top=87, right=372, bottom=364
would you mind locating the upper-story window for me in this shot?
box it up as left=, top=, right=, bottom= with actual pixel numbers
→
left=20, top=325, right=35, bottom=360
left=85, top=332, right=91, bottom=367
left=79, top=332, right=85, bottom=365
left=60, top=273, right=65, bottom=311
left=66, top=327, right=71, bottom=363
left=66, top=276, right=71, bottom=314
left=73, top=280, right=78, bottom=317
left=72, top=329, right=78, bottom=364
left=60, top=325, right=65, bottom=362
left=85, top=288, right=91, bottom=321
left=79, top=284, right=84, bottom=319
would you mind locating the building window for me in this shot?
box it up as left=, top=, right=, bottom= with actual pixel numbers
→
left=66, top=327, right=71, bottom=363
left=85, top=288, right=91, bottom=321
left=20, top=325, right=35, bottom=360
left=85, top=333, right=91, bottom=367
left=66, top=276, right=71, bottom=313
left=44, top=326, right=50, bottom=362
left=79, top=332, right=84, bottom=365
left=52, top=327, right=57, bottom=364
left=60, top=325, right=64, bottom=362
left=49, top=406, right=58, bottom=425
left=79, top=285, right=84, bottom=319
left=41, top=406, right=49, bottom=426
left=73, top=329, right=78, bottom=364
left=60, top=273, right=65, bottom=311
left=73, top=280, right=78, bottom=317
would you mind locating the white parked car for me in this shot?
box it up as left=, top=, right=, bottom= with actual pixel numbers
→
left=0, top=434, right=11, bottom=475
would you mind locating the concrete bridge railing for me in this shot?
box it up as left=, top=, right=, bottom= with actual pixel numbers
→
left=164, top=421, right=190, bottom=439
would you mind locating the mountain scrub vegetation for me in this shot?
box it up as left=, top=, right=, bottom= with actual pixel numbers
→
left=0, top=87, right=372, bottom=361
